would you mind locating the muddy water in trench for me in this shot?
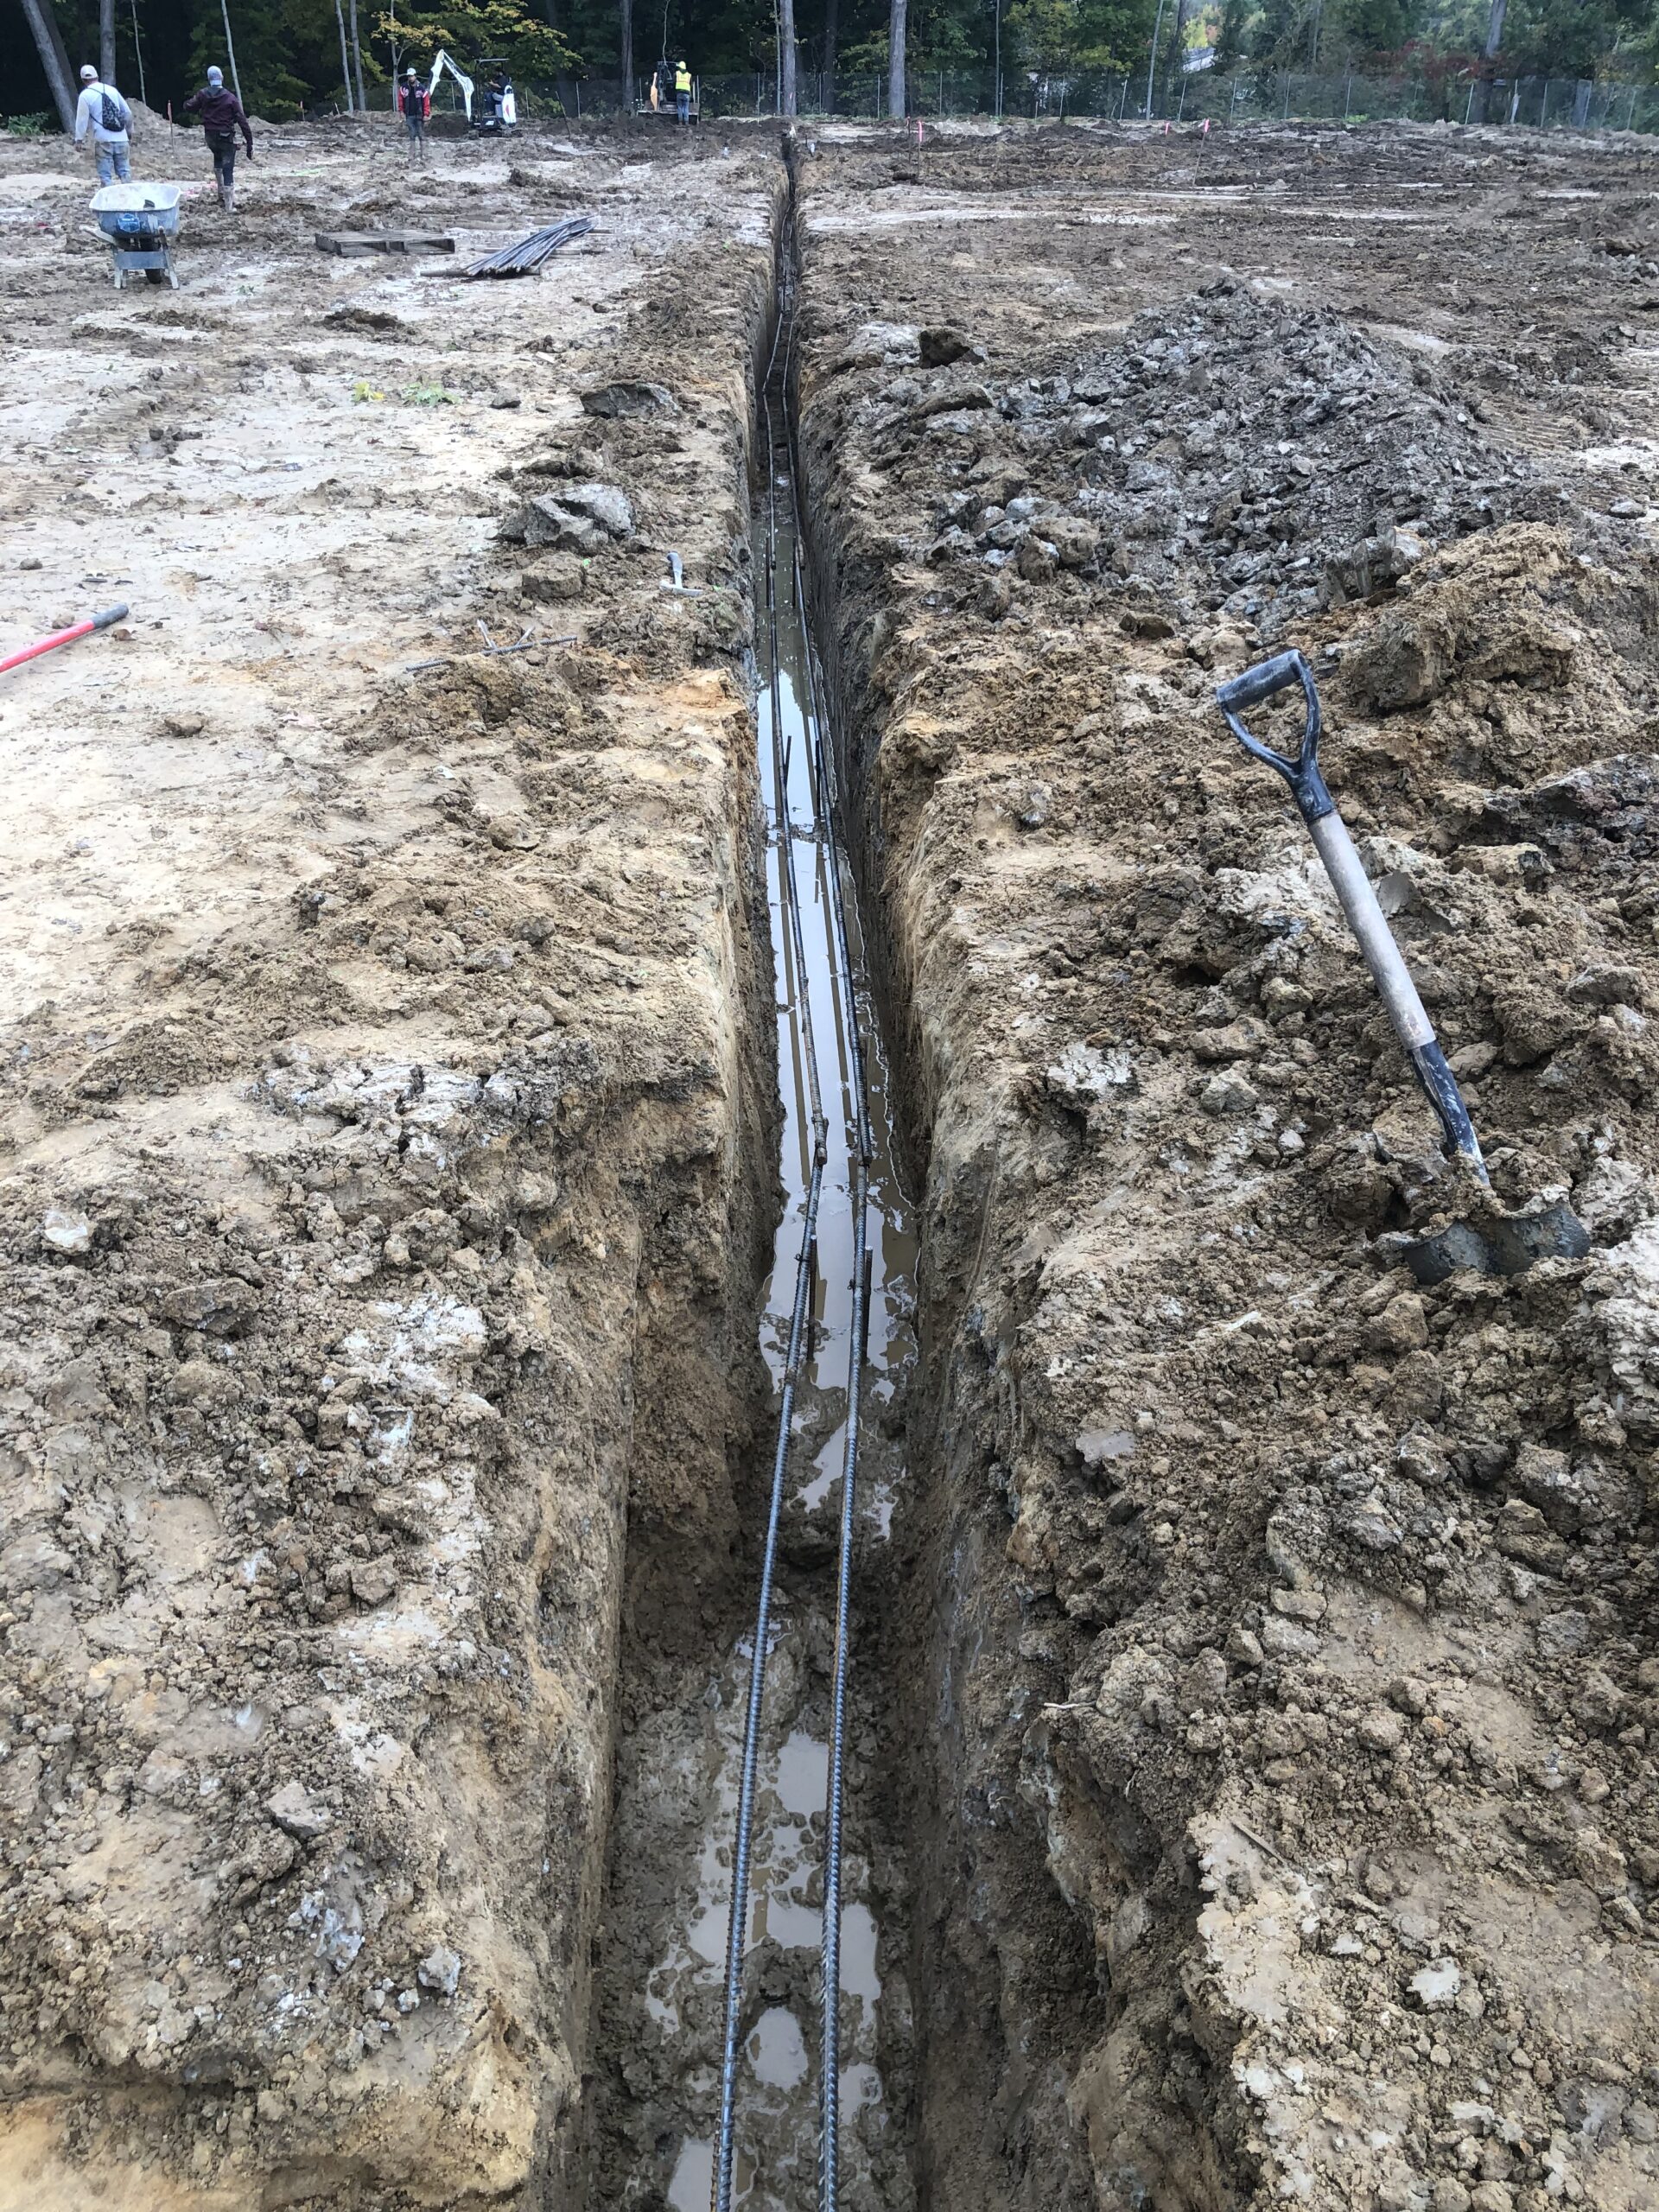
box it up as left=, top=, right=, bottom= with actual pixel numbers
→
left=591, top=325, right=918, bottom=2212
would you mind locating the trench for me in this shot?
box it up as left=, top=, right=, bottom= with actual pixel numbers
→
left=588, top=171, right=922, bottom=2212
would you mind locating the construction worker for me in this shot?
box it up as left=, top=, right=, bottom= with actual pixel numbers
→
left=182, top=66, right=253, bottom=213
left=399, top=67, right=430, bottom=163
left=73, top=63, right=133, bottom=185
left=675, top=57, right=692, bottom=124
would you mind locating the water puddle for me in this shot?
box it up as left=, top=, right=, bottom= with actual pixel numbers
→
left=593, top=318, right=917, bottom=2212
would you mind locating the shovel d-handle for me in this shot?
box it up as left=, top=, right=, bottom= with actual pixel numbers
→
left=1217, top=648, right=1488, bottom=1183
left=1215, top=646, right=1335, bottom=826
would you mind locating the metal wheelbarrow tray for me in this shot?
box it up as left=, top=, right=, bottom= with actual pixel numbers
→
left=90, top=182, right=181, bottom=289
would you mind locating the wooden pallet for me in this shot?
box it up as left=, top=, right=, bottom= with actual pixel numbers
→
left=314, top=231, right=456, bottom=257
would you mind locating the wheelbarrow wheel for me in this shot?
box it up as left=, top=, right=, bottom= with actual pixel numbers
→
left=144, top=266, right=166, bottom=285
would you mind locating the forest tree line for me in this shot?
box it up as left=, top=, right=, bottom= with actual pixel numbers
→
left=5, top=0, right=1653, bottom=132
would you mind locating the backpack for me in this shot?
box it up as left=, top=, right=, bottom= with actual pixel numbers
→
left=100, top=88, right=128, bottom=132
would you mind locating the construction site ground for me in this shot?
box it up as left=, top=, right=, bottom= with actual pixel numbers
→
left=1, top=104, right=1657, bottom=2212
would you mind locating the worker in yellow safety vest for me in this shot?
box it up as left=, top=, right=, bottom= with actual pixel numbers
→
left=675, top=59, right=692, bottom=124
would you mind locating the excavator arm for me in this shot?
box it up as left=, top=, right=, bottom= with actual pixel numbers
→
left=426, top=49, right=474, bottom=121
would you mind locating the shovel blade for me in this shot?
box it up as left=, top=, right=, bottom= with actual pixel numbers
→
left=1400, top=1198, right=1591, bottom=1287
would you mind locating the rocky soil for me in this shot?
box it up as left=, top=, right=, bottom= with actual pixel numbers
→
left=795, top=118, right=1659, bottom=2212
left=0, top=116, right=781, bottom=2209
left=6, top=99, right=1659, bottom=2212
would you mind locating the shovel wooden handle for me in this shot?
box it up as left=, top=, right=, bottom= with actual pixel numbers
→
left=1218, top=648, right=1487, bottom=1181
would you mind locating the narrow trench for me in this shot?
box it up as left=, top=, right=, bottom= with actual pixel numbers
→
left=589, top=168, right=921, bottom=2212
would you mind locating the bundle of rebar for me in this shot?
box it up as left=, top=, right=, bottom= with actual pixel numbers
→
left=464, top=214, right=594, bottom=277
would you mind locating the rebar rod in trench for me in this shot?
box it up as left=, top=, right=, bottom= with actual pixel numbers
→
left=711, top=291, right=831, bottom=2212
left=781, top=328, right=878, bottom=2212
left=713, top=261, right=880, bottom=2212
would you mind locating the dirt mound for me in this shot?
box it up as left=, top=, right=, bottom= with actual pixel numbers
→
left=904, top=284, right=1595, bottom=638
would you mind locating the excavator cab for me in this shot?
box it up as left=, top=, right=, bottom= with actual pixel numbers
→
left=471, top=60, right=517, bottom=134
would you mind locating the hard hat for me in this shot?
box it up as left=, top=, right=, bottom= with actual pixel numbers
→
left=80, top=64, right=99, bottom=79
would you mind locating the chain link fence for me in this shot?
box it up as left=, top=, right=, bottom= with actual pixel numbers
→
left=492, top=67, right=1658, bottom=135
left=332, top=65, right=1659, bottom=137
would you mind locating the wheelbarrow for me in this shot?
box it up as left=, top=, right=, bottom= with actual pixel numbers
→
left=90, top=182, right=181, bottom=289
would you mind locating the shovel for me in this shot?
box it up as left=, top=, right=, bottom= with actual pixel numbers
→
left=1216, top=651, right=1592, bottom=1284
left=1216, top=648, right=1486, bottom=1179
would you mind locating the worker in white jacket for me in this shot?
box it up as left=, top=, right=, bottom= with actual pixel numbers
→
left=74, top=64, right=133, bottom=186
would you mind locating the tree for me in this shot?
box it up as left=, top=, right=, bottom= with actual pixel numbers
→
left=100, top=0, right=116, bottom=79
left=888, top=0, right=906, bottom=111
left=18, top=0, right=77, bottom=127
left=372, top=0, right=581, bottom=79
left=334, top=0, right=354, bottom=102
left=1214, top=0, right=1248, bottom=67
left=348, top=0, right=366, bottom=103
left=781, top=0, right=796, bottom=108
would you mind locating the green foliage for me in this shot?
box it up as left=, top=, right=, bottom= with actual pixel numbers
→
left=1214, top=0, right=1249, bottom=65
left=3, top=111, right=54, bottom=135
left=1503, top=0, right=1642, bottom=77
left=179, top=0, right=359, bottom=117
left=1329, top=0, right=1424, bottom=54
left=5, top=0, right=1655, bottom=124
left=372, top=0, right=582, bottom=78
left=1005, top=0, right=1159, bottom=75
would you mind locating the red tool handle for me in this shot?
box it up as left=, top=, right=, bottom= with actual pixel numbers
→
left=0, top=602, right=129, bottom=677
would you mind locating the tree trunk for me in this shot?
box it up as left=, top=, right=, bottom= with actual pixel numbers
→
left=1169, top=0, right=1192, bottom=99
left=780, top=0, right=798, bottom=113
left=1469, top=0, right=1505, bottom=124
left=348, top=0, right=367, bottom=112
left=887, top=0, right=906, bottom=118
left=822, top=0, right=836, bottom=103
left=130, top=0, right=148, bottom=106
left=334, top=0, right=354, bottom=109
left=99, top=0, right=116, bottom=86
left=543, top=0, right=579, bottom=119
left=1143, top=0, right=1165, bottom=117
left=19, top=0, right=77, bottom=131
left=219, top=0, right=245, bottom=108
left=620, top=0, right=633, bottom=111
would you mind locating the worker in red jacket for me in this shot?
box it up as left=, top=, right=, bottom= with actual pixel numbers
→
left=399, top=69, right=431, bottom=165
left=181, top=67, right=253, bottom=213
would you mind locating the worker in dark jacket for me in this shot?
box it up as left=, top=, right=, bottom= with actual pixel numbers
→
left=399, top=69, right=431, bottom=164
left=182, top=67, right=253, bottom=213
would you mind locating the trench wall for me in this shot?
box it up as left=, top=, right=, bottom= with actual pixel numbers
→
left=0, top=178, right=785, bottom=2211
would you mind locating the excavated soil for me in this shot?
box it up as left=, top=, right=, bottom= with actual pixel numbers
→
left=793, top=118, right=1659, bottom=2212
left=0, top=118, right=784, bottom=2209
left=3, top=104, right=1659, bottom=2212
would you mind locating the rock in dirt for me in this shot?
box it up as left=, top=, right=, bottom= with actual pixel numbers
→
left=417, top=1944, right=462, bottom=1997
left=1045, top=1041, right=1134, bottom=1115
left=266, top=1780, right=329, bottom=1840
left=919, top=325, right=985, bottom=367
left=520, top=552, right=587, bottom=602
left=580, top=378, right=677, bottom=417
left=501, top=481, right=634, bottom=553
left=40, top=1206, right=91, bottom=1256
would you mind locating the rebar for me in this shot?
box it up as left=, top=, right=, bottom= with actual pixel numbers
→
left=711, top=280, right=829, bottom=2212
left=464, top=213, right=594, bottom=277
left=711, top=232, right=877, bottom=2212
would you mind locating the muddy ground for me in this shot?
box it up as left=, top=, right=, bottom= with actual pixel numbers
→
left=2, top=100, right=1657, bottom=2212
left=0, top=113, right=782, bottom=2209
left=794, top=116, right=1659, bottom=2212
